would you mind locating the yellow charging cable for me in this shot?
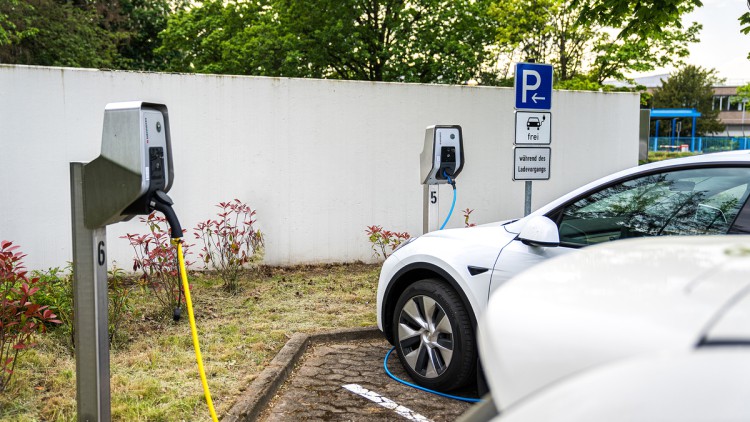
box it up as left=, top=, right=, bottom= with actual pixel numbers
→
left=174, top=238, right=219, bottom=422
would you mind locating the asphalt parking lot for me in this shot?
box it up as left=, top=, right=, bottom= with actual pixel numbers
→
left=259, top=337, right=476, bottom=421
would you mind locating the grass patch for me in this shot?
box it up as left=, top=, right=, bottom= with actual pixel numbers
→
left=0, top=262, right=380, bottom=421
left=644, top=151, right=699, bottom=164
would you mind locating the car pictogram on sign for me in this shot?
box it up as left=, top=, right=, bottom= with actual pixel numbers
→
left=527, top=117, right=542, bottom=130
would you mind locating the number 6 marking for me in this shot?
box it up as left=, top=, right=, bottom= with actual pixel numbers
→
left=97, top=241, right=106, bottom=266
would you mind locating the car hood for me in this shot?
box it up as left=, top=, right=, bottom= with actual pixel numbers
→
left=391, top=223, right=518, bottom=273
left=479, top=235, right=750, bottom=411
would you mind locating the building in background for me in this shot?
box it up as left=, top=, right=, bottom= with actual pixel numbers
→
left=609, top=75, right=749, bottom=137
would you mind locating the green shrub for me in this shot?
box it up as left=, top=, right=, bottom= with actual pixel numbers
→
left=194, top=199, right=264, bottom=294
left=32, top=265, right=74, bottom=349
left=0, top=241, right=61, bottom=392
left=122, top=213, right=192, bottom=319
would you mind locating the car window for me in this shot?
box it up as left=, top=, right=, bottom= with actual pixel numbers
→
left=555, top=167, right=750, bottom=247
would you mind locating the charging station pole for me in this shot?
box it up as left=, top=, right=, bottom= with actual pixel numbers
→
left=423, top=184, right=440, bottom=234
left=69, top=102, right=174, bottom=422
left=70, top=163, right=111, bottom=422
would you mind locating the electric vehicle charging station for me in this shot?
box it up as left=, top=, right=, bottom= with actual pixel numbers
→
left=70, top=102, right=177, bottom=421
left=419, top=125, right=464, bottom=233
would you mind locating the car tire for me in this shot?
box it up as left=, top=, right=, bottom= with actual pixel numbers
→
left=392, top=278, right=476, bottom=391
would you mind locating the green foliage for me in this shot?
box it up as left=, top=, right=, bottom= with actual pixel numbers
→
left=159, top=0, right=497, bottom=84
left=651, top=64, right=725, bottom=136
left=0, top=0, right=180, bottom=70
left=0, top=0, right=118, bottom=67
left=731, top=83, right=750, bottom=109
left=489, top=0, right=699, bottom=84
left=157, top=0, right=272, bottom=74
left=32, top=265, right=74, bottom=349
left=463, top=208, right=476, bottom=227
left=0, top=241, right=60, bottom=392
left=33, top=264, right=134, bottom=349
left=576, top=0, right=702, bottom=39
left=365, top=225, right=411, bottom=260
left=122, top=213, right=192, bottom=318
left=741, top=12, right=750, bottom=59
left=640, top=151, right=696, bottom=164
left=108, top=0, right=184, bottom=70
left=194, top=199, right=265, bottom=294
left=107, top=265, right=132, bottom=348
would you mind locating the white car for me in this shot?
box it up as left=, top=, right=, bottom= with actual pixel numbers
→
left=376, top=150, right=750, bottom=391
left=473, top=235, right=750, bottom=421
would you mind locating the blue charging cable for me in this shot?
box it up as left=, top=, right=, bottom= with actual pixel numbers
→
left=383, top=347, right=481, bottom=403
left=384, top=170, right=475, bottom=403
left=439, top=172, right=457, bottom=230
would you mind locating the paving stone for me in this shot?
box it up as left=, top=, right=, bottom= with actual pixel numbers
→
left=260, top=338, right=474, bottom=421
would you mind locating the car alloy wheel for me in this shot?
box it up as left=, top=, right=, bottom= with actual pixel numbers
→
left=392, top=279, right=475, bottom=391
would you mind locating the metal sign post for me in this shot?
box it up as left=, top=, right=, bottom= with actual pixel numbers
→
left=70, top=163, right=111, bottom=422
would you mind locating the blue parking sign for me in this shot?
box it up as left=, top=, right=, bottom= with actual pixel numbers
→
left=515, top=63, right=553, bottom=110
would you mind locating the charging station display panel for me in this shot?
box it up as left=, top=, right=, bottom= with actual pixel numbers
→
left=420, top=125, right=464, bottom=185
left=141, top=109, right=170, bottom=193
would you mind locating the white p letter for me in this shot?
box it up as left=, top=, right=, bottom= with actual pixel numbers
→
left=522, top=70, right=541, bottom=103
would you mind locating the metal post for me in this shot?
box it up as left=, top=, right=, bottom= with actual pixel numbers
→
left=524, top=181, right=532, bottom=216
left=70, top=163, right=111, bottom=422
left=423, top=184, right=440, bottom=234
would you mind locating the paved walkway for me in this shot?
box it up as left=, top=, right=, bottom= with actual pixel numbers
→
left=260, top=338, right=474, bottom=421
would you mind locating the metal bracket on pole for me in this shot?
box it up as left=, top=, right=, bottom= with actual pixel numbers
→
left=423, top=184, right=440, bottom=234
left=71, top=163, right=111, bottom=422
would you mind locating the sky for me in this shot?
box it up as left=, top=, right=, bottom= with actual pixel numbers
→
left=632, top=0, right=750, bottom=84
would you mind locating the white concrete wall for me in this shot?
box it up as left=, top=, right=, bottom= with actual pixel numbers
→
left=0, top=65, right=640, bottom=270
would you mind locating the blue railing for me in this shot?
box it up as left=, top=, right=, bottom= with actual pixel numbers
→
left=649, top=136, right=750, bottom=153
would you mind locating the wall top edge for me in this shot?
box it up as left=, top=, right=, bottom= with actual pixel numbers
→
left=0, top=63, right=513, bottom=91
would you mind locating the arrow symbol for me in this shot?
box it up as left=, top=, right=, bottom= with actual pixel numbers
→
left=532, top=93, right=546, bottom=103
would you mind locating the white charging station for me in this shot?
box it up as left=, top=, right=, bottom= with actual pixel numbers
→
left=419, top=125, right=464, bottom=233
left=70, top=102, right=173, bottom=421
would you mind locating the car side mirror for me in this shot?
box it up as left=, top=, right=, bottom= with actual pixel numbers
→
left=518, top=216, right=560, bottom=248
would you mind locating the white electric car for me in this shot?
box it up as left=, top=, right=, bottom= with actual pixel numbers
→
left=473, top=235, right=750, bottom=421
left=376, top=150, right=750, bottom=391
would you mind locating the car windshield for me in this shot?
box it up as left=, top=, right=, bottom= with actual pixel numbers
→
left=556, top=167, right=750, bottom=246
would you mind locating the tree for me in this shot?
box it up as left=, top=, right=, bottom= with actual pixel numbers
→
left=106, top=0, right=181, bottom=70
left=732, top=83, right=750, bottom=136
left=651, top=65, right=725, bottom=135
left=158, top=0, right=294, bottom=76
left=488, top=0, right=699, bottom=85
left=0, top=0, right=118, bottom=67
left=0, top=0, right=178, bottom=70
left=576, top=0, right=702, bottom=39
left=158, top=0, right=498, bottom=84
left=740, top=12, right=750, bottom=59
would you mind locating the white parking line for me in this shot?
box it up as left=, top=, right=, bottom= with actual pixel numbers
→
left=342, top=383, right=433, bottom=422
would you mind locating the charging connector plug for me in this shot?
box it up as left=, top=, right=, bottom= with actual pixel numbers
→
left=149, top=190, right=183, bottom=238
left=442, top=169, right=456, bottom=189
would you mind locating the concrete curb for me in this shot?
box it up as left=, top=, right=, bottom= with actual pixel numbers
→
left=221, top=326, right=382, bottom=422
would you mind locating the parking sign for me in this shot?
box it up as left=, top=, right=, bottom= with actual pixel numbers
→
left=514, top=63, right=553, bottom=110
